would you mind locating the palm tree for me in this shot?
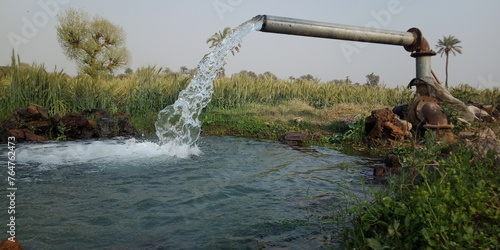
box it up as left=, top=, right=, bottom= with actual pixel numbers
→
left=206, top=27, right=241, bottom=78
left=206, top=27, right=241, bottom=55
left=436, top=35, right=463, bottom=88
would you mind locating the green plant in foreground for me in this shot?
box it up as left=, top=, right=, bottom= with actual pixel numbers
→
left=328, top=114, right=366, bottom=146
left=56, top=122, right=67, bottom=141
left=344, top=137, right=500, bottom=249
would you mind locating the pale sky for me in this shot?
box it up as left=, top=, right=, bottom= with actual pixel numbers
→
left=1, top=0, right=499, bottom=89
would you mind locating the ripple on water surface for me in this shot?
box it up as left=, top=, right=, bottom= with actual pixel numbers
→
left=3, top=136, right=374, bottom=249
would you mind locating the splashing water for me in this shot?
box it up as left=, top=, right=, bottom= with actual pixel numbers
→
left=155, top=16, right=263, bottom=147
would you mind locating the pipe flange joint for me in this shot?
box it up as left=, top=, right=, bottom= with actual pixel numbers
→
left=404, top=27, right=422, bottom=52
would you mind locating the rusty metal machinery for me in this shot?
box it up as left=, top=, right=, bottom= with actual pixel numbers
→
left=256, top=15, right=474, bottom=128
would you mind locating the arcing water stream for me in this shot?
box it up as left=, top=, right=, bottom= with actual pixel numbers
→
left=155, top=16, right=263, bottom=148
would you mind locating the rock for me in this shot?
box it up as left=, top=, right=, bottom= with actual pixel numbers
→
left=463, top=127, right=500, bottom=161
left=1, top=119, right=17, bottom=143
left=26, top=120, right=53, bottom=131
left=396, top=119, right=412, bottom=132
left=117, top=120, right=139, bottom=137
left=23, top=129, right=47, bottom=142
left=88, top=119, right=97, bottom=128
left=26, top=105, right=38, bottom=115
left=365, top=108, right=393, bottom=137
left=2, top=106, right=139, bottom=142
left=113, top=111, right=131, bottom=121
left=114, top=111, right=139, bottom=137
left=8, top=129, right=25, bottom=139
left=384, top=154, right=401, bottom=169
left=281, top=131, right=310, bottom=146
left=2, top=118, right=18, bottom=129
left=14, top=106, right=49, bottom=122
left=50, top=114, right=61, bottom=125
left=373, top=154, right=401, bottom=177
left=0, top=236, right=23, bottom=250
left=477, top=127, right=496, bottom=140
left=338, top=114, right=362, bottom=126
left=15, top=107, right=39, bottom=122
left=338, top=117, right=357, bottom=126
left=97, top=117, right=116, bottom=138
left=373, top=165, right=385, bottom=177
left=364, top=108, right=411, bottom=144
left=382, top=121, right=406, bottom=140
left=7, top=129, right=46, bottom=142
left=37, top=106, right=49, bottom=120
left=82, top=108, right=110, bottom=118
left=458, top=131, right=475, bottom=140
left=61, top=113, right=92, bottom=139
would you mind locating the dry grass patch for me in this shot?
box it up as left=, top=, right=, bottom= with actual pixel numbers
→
left=226, top=100, right=389, bottom=126
left=323, top=103, right=388, bottom=122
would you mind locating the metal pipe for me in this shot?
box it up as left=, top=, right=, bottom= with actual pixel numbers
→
left=257, top=15, right=437, bottom=79
left=258, top=15, right=418, bottom=50
left=415, top=56, right=433, bottom=79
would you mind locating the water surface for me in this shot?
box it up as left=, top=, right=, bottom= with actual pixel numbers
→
left=2, top=136, right=374, bottom=249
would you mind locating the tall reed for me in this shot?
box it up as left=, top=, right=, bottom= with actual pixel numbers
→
left=1, top=60, right=498, bottom=132
left=0, top=61, right=189, bottom=122
left=212, top=75, right=414, bottom=110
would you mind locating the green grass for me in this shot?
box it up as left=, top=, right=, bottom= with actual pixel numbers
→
left=1, top=58, right=414, bottom=133
left=341, top=132, right=500, bottom=249
left=3, top=59, right=497, bottom=135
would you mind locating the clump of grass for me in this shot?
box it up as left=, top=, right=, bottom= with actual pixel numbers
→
left=327, top=114, right=366, bottom=146
left=200, top=110, right=289, bottom=140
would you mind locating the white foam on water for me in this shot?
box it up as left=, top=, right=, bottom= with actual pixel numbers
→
left=16, top=138, right=201, bottom=170
left=155, top=16, right=263, bottom=147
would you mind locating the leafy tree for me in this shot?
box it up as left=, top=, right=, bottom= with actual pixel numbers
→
left=326, top=79, right=345, bottom=85
left=259, top=71, right=278, bottom=81
left=365, top=72, right=380, bottom=86
left=57, top=8, right=131, bottom=78
left=236, top=70, right=258, bottom=79
left=124, top=67, right=133, bottom=75
left=436, top=35, right=462, bottom=88
left=179, top=66, right=189, bottom=76
left=299, top=74, right=319, bottom=82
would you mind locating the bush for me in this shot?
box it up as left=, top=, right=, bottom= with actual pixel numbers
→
left=345, top=133, right=500, bottom=249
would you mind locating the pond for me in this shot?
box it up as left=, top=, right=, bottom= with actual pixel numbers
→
left=2, top=136, right=376, bottom=249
